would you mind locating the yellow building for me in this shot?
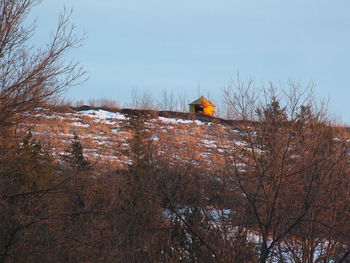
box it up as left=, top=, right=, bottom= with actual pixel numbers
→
left=189, top=96, right=215, bottom=116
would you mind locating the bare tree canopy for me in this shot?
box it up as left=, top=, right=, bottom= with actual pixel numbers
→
left=0, top=0, right=85, bottom=127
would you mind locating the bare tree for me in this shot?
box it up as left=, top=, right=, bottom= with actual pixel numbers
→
left=130, top=88, right=157, bottom=110
left=221, top=80, right=350, bottom=262
left=177, top=91, right=189, bottom=113
left=0, top=0, right=85, bottom=129
left=158, top=89, right=176, bottom=111
left=222, top=75, right=257, bottom=120
left=0, top=1, right=86, bottom=262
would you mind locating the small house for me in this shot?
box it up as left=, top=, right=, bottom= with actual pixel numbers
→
left=189, top=96, right=215, bottom=116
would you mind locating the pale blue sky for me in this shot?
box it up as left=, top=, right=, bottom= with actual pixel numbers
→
left=30, top=1, right=350, bottom=122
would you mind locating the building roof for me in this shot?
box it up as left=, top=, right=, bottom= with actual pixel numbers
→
left=189, top=96, right=215, bottom=107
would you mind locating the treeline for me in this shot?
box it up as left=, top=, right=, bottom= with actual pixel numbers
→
left=65, top=89, right=192, bottom=113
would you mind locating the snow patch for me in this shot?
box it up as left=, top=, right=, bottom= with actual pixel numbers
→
left=159, top=117, right=193, bottom=124
left=71, top=122, right=90, bottom=127
left=79, top=110, right=127, bottom=120
left=159, top=117, right=206, bottom=125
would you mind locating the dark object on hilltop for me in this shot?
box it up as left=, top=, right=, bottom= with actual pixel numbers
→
left=75, top=105, right=92, bottom=111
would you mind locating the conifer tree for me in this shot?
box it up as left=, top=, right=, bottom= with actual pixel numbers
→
left=64, top=134, right=91, bottom=171
left=111, top=115, right=164, bottom=261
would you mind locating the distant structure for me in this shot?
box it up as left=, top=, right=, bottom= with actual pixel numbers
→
left=189, top=96, right=215, bottom=116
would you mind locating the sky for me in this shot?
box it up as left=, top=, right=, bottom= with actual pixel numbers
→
left=29, top=0, right=350, bottom=122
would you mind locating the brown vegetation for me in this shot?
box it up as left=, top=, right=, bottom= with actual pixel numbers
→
left=2, top=1, right=350, bottom=262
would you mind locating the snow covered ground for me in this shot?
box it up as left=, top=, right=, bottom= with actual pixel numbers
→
left=31, top=109, right=243, bottom=168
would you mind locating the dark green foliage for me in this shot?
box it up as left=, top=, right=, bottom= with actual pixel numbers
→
left=64, top=134, right=91, bottom=171
left=127, top=115, right=157, bottom=171
left=100, top=115, right=165, bottom=262
left=256, top=96, right=287, bottom=123
left=297, top=105, right=313, bottom=121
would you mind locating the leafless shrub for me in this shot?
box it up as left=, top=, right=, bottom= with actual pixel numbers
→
left=88, top=98, right=119, bottom=109
left=157, top=89, right=176, bottom=111
left=129, top=88, right=158, bottom=110
left=74, top=100, right=85, bottom=107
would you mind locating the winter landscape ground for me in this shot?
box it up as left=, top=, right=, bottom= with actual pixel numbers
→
left=3, top=1, right=350, bottom=262
left=31, top=107, right=245, bottom=169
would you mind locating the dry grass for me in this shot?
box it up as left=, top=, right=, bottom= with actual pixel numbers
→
left=29, top=109, right=239, bottom=169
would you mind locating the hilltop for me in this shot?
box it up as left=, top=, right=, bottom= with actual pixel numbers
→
left=29, top=106, right=247, bottom=170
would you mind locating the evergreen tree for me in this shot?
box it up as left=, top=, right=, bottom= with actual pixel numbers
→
left=256, top=96, right=287, bottom=123
left=64, top=134, right=91, bottom=171
left=112, top=115, right=164, bottom=261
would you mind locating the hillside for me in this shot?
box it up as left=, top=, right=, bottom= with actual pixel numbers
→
left=10, top=106, right=350, bottom=262
left=30, top=106, right=245, bottom=170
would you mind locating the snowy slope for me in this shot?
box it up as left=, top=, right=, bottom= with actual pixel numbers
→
left=31, top=108, right=243, bottom=169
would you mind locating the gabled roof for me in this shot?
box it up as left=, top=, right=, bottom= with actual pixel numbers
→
left=189, top=96, right=215, bottom=107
